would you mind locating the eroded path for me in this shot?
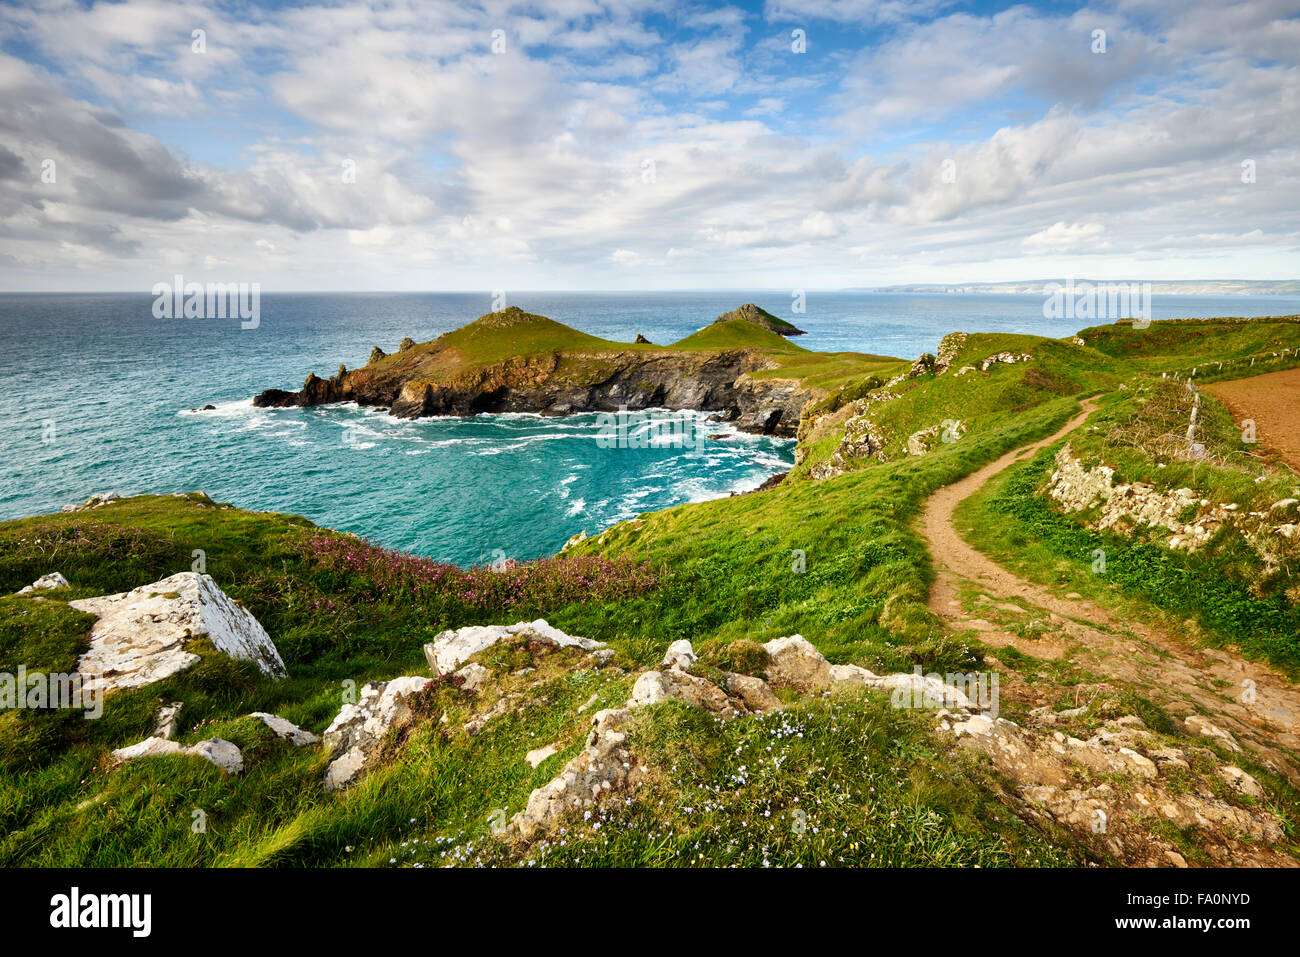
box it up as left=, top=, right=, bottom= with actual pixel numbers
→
left=919, top=398, right=1300, bottom=789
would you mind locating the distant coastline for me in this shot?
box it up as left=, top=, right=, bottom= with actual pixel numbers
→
left=859, top=279, right=1300, bottom=296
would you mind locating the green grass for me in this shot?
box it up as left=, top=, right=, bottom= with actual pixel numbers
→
left=437, top=694, right=1086, bottom=868
left=957, top=442, right=1300, bottom=673
left=3, top=313, right=1299, bottom=866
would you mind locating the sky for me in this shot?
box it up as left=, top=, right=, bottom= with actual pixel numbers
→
left=0, top=0, right=1297, bottom=292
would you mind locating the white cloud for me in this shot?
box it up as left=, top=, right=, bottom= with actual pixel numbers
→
left=0, top=0, right=1297, bottom=290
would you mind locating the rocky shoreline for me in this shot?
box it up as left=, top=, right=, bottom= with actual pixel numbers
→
left=253, top=306, right=822, bottom=437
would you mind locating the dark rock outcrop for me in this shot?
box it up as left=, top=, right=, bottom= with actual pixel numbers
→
left=254, top=334, right=817, bottom=437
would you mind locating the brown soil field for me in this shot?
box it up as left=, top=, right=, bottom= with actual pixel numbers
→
left=1205, top=367, right=1300, bottom=473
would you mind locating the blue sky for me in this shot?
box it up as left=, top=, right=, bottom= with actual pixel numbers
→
left=0, top=0, right=1297, bottom=291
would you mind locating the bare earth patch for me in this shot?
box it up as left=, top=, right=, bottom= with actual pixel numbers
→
left=1205, top=366, right=1300, bottom=473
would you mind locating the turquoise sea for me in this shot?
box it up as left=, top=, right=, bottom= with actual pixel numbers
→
left=2, top=291, right=1297, bottom=565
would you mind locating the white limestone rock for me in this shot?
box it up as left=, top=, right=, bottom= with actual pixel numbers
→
left=111, top=735, right=244, bottom=774
left=423, top=619, right=605, bottom=675
left=249, top=712, right=319, bottom=746
left=509, top=707, right=647, bottom=842
left=17, top=572, right=70, bottom=595
left=153, top=701, right=184, bottom=739
left=630, top=668, right=745, bottom=715
left=62, top=491, right=122, bottom=513
left=762, top=635, right=832, bottom=692
left=322, top=676, right=431, bottom=790
left=453, top=662, right=493, bottom=692
left=69, top=572, right=286, bottom=694
left=1185, top=715, right=1242, bottom=752
left=525, top=744, right=559, bottom=768
left=661, top=639, right=697, bottom=670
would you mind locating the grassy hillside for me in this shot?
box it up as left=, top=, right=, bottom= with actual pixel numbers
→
left=4, top=314, right=1300, bottom=867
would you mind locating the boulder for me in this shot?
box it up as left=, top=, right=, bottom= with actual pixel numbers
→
left=111, top=736, right=244, bottom=774
left=1185, top=715, right=1242, bottom=752
left=722, top=672, right=783, bottom=712
left=322, top=676, right=431, bottom=790
left=424, top=619, right=605, bottom=675
left=250, top=712, right=320, bottom=746
left=17, top=572, right=70, bottom=595
left=509, top=708, right=648, bottom=841
left=629, top=669, right=745, bottom=715
left=68, top=572, right=286, bottom=694
left=1217, top=765, right=1265, bottom=800
left=153, top=701, right=183, bottom=739
left=661, top=639, right=697, bottom=670
left=762, top=635, right=832, bottom=692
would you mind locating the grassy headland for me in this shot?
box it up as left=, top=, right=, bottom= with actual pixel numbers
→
left=3, top=311, right=1300, bottom=867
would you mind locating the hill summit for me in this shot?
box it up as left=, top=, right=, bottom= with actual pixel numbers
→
left=713, top=303, right=806, bottom=336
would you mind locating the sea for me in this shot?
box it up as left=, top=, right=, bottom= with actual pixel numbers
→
left=2, top=290, right=1297, bottom=565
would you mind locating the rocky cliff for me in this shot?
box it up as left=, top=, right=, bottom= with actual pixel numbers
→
left=253, top=306, right=823, bottom=436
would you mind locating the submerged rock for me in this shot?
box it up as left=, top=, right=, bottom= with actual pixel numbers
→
left=68, top=572, right=287, bottom=694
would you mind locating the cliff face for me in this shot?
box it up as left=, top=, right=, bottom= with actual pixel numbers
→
left=253, top=310, right=817, bottom=436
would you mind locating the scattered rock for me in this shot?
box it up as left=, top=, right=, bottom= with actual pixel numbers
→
left=525, top=744, right=558, bottom=768
left=661, top=639, right=697, bottom=670
left=153, top=701, right=183, bottom=739
left=722, top=672, right=783, bottom=712
left=1185, top=715, right=1242, bottom=752
left=111, top=736, right=244, bottom=774
left=68, top=572, right=287, bottom=694
left=322, top=676, right=431, bottom=790
left=249, top=712, right=320, bottom=746
left=762, top=635, right=832, bottom=693
left=906, top=420, right=965, bottom=457
left=1217, top=765, right=1265, bottom=800
left=454, top=662, right=493, bottom=692
left=509, top=708, right=648, bottom=841
left=424, top=619, right=605, bottom=675
left=16, top=572, right=70, bottom=595
left=630, top=669, right=746, bottom=715
left=464, top=693, right=520, bottom=736
left=61, top=491, right=121, bottom=513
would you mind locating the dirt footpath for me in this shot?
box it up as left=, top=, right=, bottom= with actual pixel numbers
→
left=1205, top=366, right=1300, bottom=472
left=919, top=398, right=1300, bottom=786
